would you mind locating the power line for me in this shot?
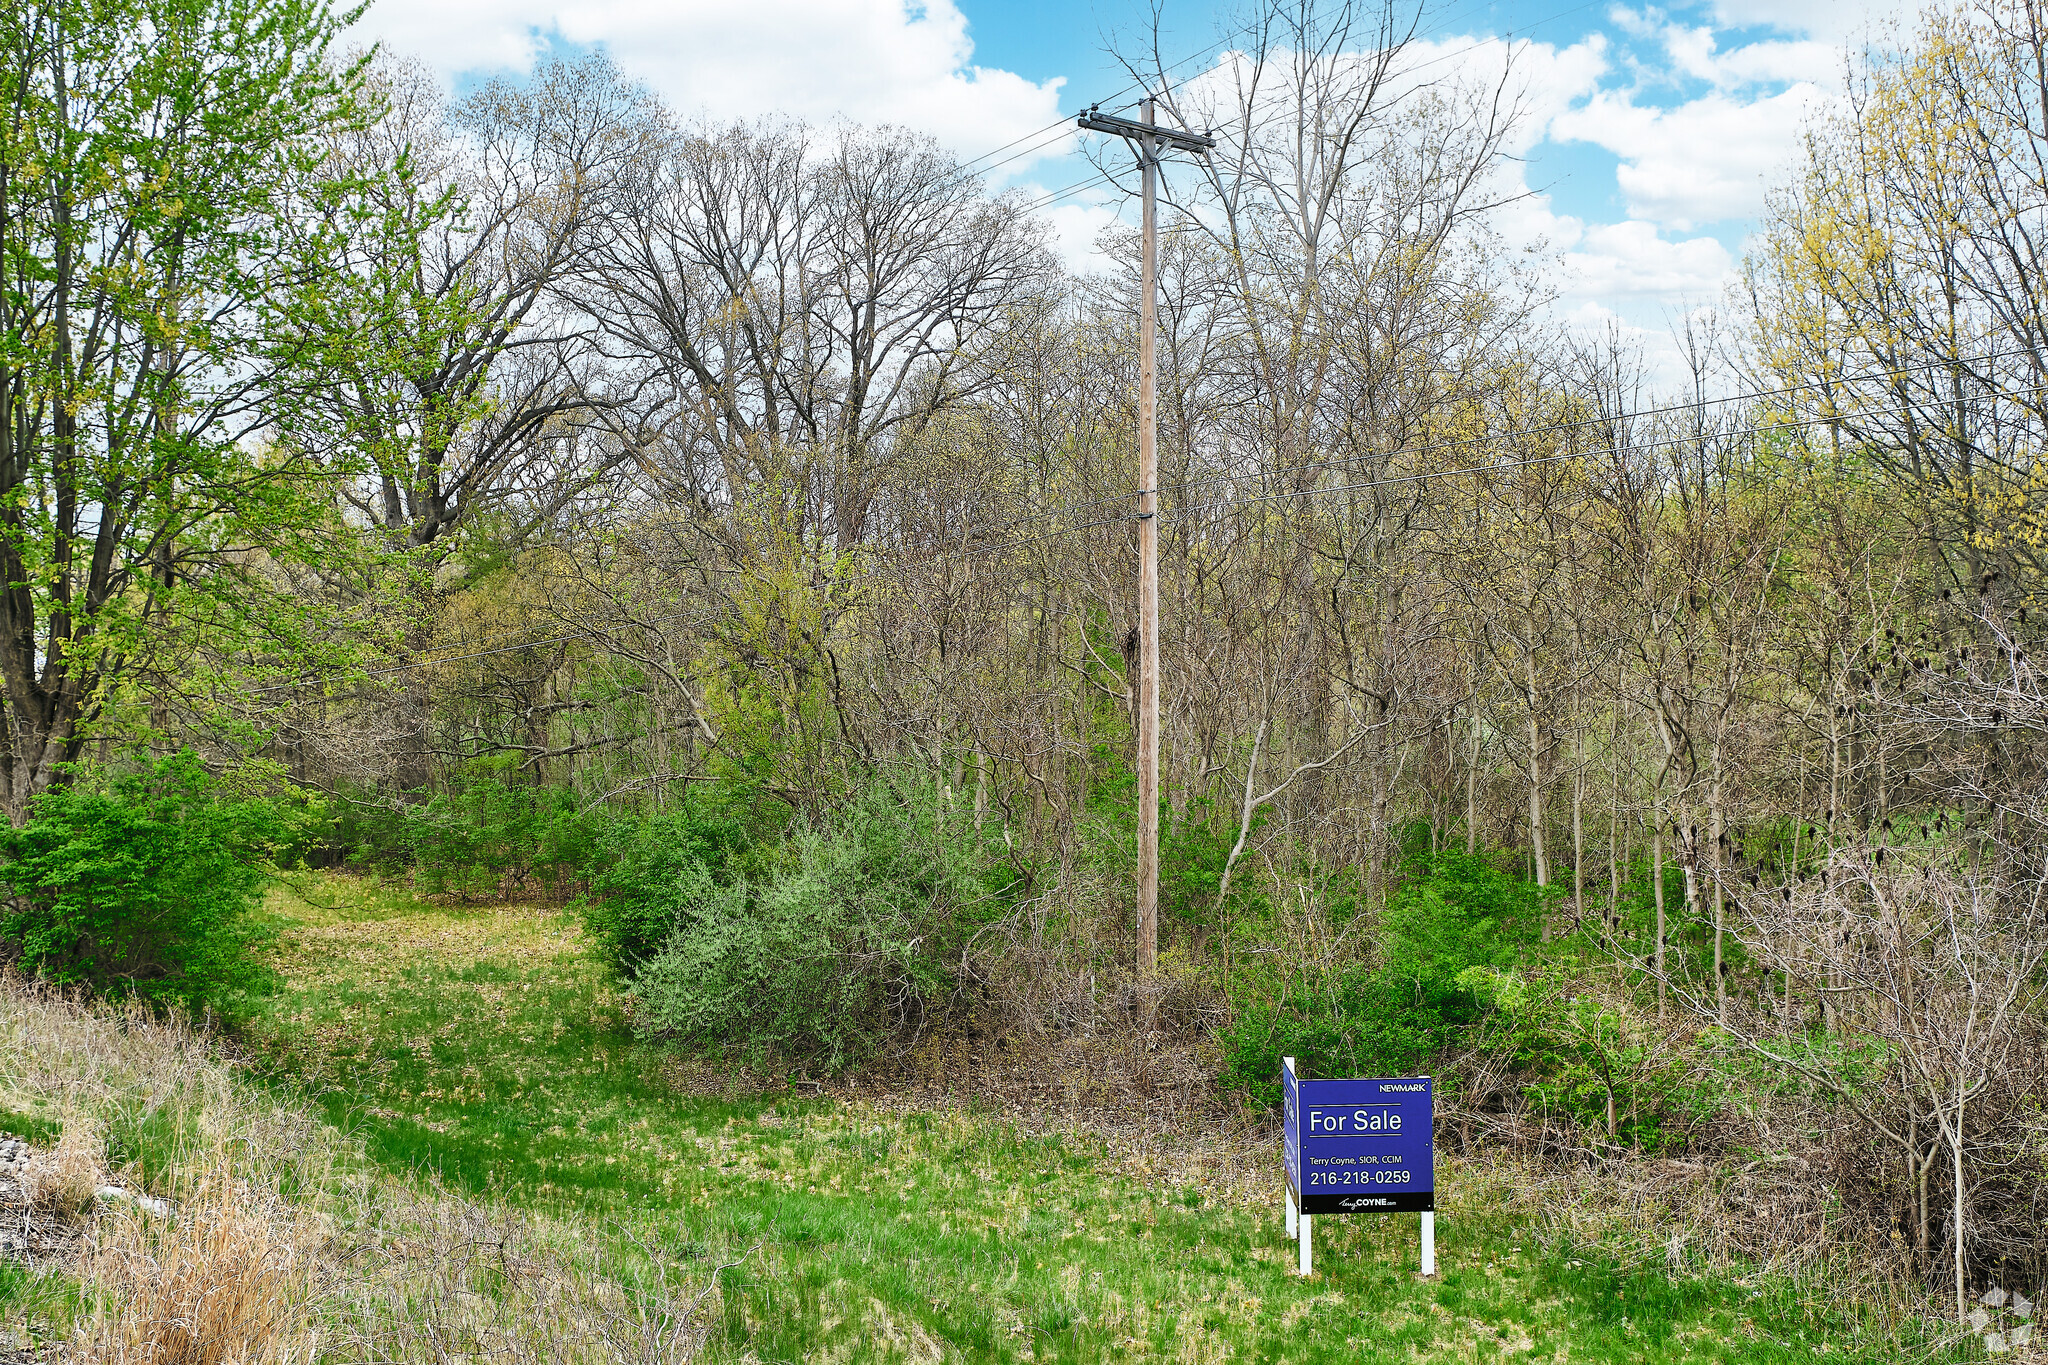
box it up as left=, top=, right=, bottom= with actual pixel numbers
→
left=1158, top=383, right=2048, bottom=522
left=254, top=0, right=2044, bottom=695
left=1202, top=347, right=2045, bottom=505
left=958, top=0, right=1627, bottom=248
left=951, top=374, right=2048, bottom=558
left=1031, top=0, right=1625, bottom=217
left=250, top=373, right=2045, bottom=689
left=984, top=344, right=2042, bottom=531
left=946, top=14, right=1268, bottom=195
left=273, top=30, right=1268, bottom=694
left=1019, top=169, right=1120, bottom=213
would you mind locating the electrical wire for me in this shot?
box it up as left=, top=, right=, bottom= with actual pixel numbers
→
left=239, top=17, right=1268, bottom=700
left=242, top=0, right=2039, bottom=693
left=1018, top=169, right=1121, bottom=213
left=940, top=13, right=1270, bottom=197
left=974, top=344, right=2045, bottom=530
left=952, top=377, right=2048, bottom=557
left=972, top=0, right=1621, bottom=238
left=1158, top=381, right=2048, bottom=523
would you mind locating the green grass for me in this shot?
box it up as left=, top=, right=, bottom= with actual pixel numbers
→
left=0, top=1262, right=80, bottom=1353
left=232, top=872, right=1955, bottom=1363
left=0, top=1094, right=62, bottom=1145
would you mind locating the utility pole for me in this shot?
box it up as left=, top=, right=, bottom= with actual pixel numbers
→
left=1078, top=98, right=1213, bottom=991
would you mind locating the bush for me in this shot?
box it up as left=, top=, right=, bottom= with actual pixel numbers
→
left=1159, top=799, right=1265, bottom=948
left=1459, top=966, right=1719, bottom=1153
left=329, top=762, right=604, bottom=899
left=1217, top=851, right=1543, bottom=1106
left=574, top=794, right=759, bottom=975
left=627, top=784, right=997, bottom=1071
left=0, top=752, right=305, bottom=1006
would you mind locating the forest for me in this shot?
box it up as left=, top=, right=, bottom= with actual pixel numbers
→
left=1, top=0, right=2045, bottom=1357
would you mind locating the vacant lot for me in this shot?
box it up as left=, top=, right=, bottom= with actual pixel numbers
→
left=179, top=872, right=1947, bottom=1363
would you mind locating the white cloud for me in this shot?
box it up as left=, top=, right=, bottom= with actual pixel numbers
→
left=1656, top=22, right=1837, bottom=87
left=1403, top=31, right=1610, bottom=154
left=1041, top=194, right=1126, bottom=276
left=1707, top=0, right=1899, bottom=44
left=1562, top=220, right=1734, bottom=302
left=1550, top=83, right=1823, bottom=228
left=348, top=0, right=1069, bottom=172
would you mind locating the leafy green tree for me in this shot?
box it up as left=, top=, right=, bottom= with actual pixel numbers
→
left=0, top=0, right=365, bottom=819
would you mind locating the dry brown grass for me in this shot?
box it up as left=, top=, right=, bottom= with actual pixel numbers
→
left=78, top=1163, right=314, bottom=1365
left=322, top=1185, right=726, bottom=1365
left=22, top=1111, right=104, bottom=1220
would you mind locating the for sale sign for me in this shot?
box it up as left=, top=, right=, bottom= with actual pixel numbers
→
left=1283, top=1062, right=1434, bottom=1214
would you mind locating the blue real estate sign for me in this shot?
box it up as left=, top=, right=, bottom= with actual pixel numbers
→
left=1284, top=1062, right=1434, bottom=1214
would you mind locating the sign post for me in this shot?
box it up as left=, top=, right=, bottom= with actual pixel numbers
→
left=1281, top=1062, right=1435, bottom=1278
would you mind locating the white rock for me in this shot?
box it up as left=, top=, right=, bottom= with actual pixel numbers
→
left=1984, top=1329, right=2007, bottom=1354
left=96, top=1184, right=172, bottom=1216
left=2008, top=1325, right=2031, bottom=1347
left=1970, top=1307, right=1992, bottom=1331
left=1984, top=1287, right=2009, bottom=1307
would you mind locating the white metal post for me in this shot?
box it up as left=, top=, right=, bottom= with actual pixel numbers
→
left=1298, top=1210, right=1312, bottom=1276
left=1282, top=1056, right=1297, bottom=1238
left=1421, top=1212, right=1436, bottom=1277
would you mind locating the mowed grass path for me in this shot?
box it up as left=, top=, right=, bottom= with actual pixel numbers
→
left=237, top=873, right=1933, bottom=1363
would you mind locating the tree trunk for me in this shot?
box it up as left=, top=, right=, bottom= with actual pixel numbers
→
left=1653, top=791, right=1667, bottom=1022
left=1525, top=647, right=1549, bottom=929
left=1465, top=706, right=1481, bottom=856
left=1570, top=680, right=1585, bottom=935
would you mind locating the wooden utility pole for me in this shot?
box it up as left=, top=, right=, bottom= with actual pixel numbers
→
left=1077, top=98, right=1213, bottom=988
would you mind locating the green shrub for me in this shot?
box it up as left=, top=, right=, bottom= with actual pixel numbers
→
left=1458, top=967, right=1721, bottom=1153
left=0, top=752, right=305, bottom=1006
left=401, top=769, right=590, bottom=898
left=330, top=762, right=604, bottom=898
left=627, top=785, right=995, bottom=1071
left=1217, top=851, right=1543, bottom=1106
left=1159, top=799, right=1265, bottom=946
left=575, top=796, right=758, bottom=974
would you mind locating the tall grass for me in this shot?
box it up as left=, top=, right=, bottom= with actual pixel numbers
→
left=0, top=973, right=726, bottom=1363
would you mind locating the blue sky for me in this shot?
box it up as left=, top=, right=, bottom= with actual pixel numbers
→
left=352, top=0, right=1904, bottom=367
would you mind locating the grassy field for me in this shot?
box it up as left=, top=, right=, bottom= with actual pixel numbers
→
left=226, top=872, right=1959, bottom=1363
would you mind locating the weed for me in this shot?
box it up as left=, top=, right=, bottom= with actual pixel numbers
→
left=79, top=1162, right=312, bottom=1365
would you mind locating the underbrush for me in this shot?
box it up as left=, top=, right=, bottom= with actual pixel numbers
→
left=1215, top=851, right=1544, bottom=1106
